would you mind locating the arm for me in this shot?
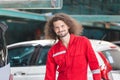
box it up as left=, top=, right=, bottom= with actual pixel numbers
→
left=44, top=49, right=57, bottom=80
left=84, top=37, right=101, bottom=80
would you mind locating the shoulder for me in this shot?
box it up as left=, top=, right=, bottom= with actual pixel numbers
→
left=74, top=36, right=92, bottom=47
left=74, top=35, right=89, bottom=42
left=48, top=41, right=59, bottom=55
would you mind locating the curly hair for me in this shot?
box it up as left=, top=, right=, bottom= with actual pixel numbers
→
left=44, top=13, right=83, bottom=40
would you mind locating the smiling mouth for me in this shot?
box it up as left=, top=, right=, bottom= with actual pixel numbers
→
left=58, top=30, right=65, bottom=33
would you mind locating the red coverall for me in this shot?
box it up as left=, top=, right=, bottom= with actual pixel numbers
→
left=45, top=34, right=101, bottom=80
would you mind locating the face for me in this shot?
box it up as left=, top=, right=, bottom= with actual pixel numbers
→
left=53, top=20, right=69, bottom=38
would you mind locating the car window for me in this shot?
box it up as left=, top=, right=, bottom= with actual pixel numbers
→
left=102, top=49, right=120, bottom=70
left=36, top=46, right=51, bottom=65
left=8, top=46, right=35, bottom=67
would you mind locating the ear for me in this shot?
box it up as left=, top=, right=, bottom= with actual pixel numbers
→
left=68, top=26, right=70, bottom=29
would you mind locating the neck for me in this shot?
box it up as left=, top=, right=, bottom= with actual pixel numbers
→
left=60, top=33, right=70, bottom=48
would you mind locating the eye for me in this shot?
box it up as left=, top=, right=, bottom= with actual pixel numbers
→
left=61, top=24, right=64, bottom=28
left=54, top=26, right=59, bottom=30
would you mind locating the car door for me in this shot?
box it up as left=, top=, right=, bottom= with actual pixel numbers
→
left=34, top=46, right=51, bottom=80
left=9, top=45, right=42, bottom=80
left=11, top=65, right=46, bottom=80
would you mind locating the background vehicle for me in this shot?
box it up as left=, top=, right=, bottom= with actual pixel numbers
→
left=7, top=39, right=113, bottom=80
left=91, top=40, right=120, bottom=80
left=0, top=22, right=13, bottom=80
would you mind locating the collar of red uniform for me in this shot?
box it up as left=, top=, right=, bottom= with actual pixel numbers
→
left=58, top=34, right=75, bottom=47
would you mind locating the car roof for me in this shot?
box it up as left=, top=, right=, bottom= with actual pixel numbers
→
left=90, top=39, right=120, bottom=52
left=7, top=39, right=120, bottom=52
left=7, top=39, right=55, bottom=48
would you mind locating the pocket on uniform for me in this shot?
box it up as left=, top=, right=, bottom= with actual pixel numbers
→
left=70, top=51, right=86, bottom=68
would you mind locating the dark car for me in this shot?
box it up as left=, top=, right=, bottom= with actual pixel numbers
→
left=0, top=22, right=13, bottom=80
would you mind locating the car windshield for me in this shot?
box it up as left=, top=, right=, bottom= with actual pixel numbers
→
left=8, top=46, right=35, bottom=67
left=102, top=49, right=120, bottom=70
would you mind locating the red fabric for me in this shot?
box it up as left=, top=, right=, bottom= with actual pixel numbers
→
left=45, top=34, right=101, bottom=80
left=98, top=52, right=112, bottom=80
left=93, top=74, right=102, bottom=80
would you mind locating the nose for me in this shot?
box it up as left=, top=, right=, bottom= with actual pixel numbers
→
left=58, top=27, right=63, bottom=32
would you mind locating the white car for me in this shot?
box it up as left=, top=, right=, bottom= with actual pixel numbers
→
left=7, top=39, right=114, bottom=80
left=91, top=40, right=120, bottom=80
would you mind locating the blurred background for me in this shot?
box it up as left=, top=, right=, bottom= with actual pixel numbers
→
left=0, top=1, right=120, bottom=80
left=0, top=0, right=120, bottom=44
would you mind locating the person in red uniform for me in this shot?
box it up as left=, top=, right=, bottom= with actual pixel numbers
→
left=44, top=13, right=101, bottom=80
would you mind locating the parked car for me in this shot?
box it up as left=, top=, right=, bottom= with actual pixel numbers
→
left=91, top=40, right=120, bottom=80
left=0, top=22, right=13, bottom=80
left=7, top=39, right=114, bottom=80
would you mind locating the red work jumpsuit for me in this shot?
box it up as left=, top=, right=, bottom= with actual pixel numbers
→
left=45, top=34, right=101, bottom=80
